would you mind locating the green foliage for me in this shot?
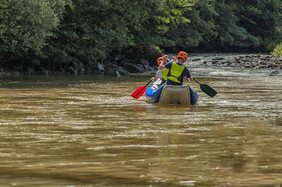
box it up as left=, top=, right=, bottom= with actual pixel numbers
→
left=234, top=0, right=281, bottom=50
left=0, top=0, right=71, bottom=59
left=0, top=1, right=7, bottom=33
left=0, top=0, right=281, bottom=70
left=44, top=0, right=194, bottom=65
left=164, top=1, right=217, bottom=49
left=164, top=0, right=281, bottom=52
left=271, top=43, right=282, bottom=57
left=212, top=0, right=281, bottom=51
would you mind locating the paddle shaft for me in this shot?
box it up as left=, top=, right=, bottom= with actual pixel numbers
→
left=193, top=78, right=201, bottom=85
left=145, top=80, right=152, bottom=87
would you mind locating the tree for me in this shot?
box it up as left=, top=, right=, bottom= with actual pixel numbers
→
left=233, top=0, right=281, bottom=51
left=0, top=0, right=71, bottom=60
left=44, top=0, right=194, bottom=65
left=163, top=0, right=281, bottom=52
left=164, top=0, right=218, bottom=51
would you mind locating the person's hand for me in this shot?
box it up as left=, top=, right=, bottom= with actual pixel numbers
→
left=188, top=77, right=193, bottom=82
left=151, top=77, right=158, bottom=82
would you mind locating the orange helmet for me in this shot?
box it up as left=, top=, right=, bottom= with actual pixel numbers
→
left=177, top=51, right=188, bottom=61
left=157, top=57, right=167, bottom=65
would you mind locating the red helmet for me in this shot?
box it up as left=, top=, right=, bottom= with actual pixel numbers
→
left=177, top=51, right=188, bottom=61
left=157, top=57, right=164, bottom=65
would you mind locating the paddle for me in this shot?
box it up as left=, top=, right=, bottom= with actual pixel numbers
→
left=131, top=80, right=152, bottom=99
left=193, top=78, right=217, bottom=97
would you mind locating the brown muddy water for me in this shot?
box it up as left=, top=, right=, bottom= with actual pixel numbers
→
left=0, top=67, right=281, bottom=186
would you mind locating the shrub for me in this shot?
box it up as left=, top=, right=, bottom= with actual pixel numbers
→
left=271, top=43, right=282, bottom=57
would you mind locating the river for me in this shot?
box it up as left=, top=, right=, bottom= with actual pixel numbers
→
left=0, top=57, right=281, bottom=186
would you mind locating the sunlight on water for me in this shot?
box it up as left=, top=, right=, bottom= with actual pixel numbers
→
left=0, top=68, right=281, bottom=186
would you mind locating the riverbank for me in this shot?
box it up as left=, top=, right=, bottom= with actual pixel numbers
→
left=188, top=54, right=282, bottom=76
left=0, top=54, right=281, bottom=76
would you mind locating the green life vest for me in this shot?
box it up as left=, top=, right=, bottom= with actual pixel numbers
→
left=167, top=62, right=185, bottom=83
left=161, top=69, right=169, bottom=80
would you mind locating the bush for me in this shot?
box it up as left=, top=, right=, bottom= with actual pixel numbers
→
left=271, top=43, right=282, bottom=57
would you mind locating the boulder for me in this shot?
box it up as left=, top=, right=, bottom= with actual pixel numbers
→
left=122, top=62, right=144, bottom=73
left=269, top=70, right=280, bottom=76
left=69, top=67, right=78, bottom=75
left=97, top=63, right=105, bottom=72
left=229, top=63, right=237, bottom=67
left=140, top=59, right=154, bottom=71
left=106, top=64, right=130, bottom=76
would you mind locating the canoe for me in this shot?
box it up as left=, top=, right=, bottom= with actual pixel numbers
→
left=145, top=84, right=198, bottom=105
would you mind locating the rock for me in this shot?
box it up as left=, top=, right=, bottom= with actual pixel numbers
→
left=78, top=62, right=85, bottom=74
left=251, top=61, right=258, bottom=67
left=140, top=59, right=149, bottom=66
left=258, top=64, right=268, bottom=69
left=221, top=61, right=229, bottom=65
left=192, top=58, right=202, bottom=62
left=259, top=55, right=271, bottom=60
left=212, top=60, right=219, bottom=64
left=69, top=67, right=77, bottom=75
left=122, top=62, right=144, bottom=73
left=214, top=57, right=225, bottom=61
left=70, top=60, right=85, bottom=74
left=116, top=71, right=121, bottom=77
left=106, top=64, right=130, bottom=76
left=115, top=66, right=130, bottom=76
left=237, top=60, right=244, bottom=64
left=244, top=62, right=252, bottom=68
left=140, top=59, right=154, bottom=71
left=97, top=63, right=105, bottom=72
left=229, top=63, right=237, bottom=67
left=61, top=68, right=66, bottom=73
left=269, top=70, right=280, bottom=76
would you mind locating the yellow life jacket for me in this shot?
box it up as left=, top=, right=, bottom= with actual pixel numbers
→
left=167, top=62, right=185, bottom=83
left=161, top=69, right=169, bottom=80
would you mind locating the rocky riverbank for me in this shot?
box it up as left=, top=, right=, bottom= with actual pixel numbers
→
left=188, top=54, right=281, bottom=76
left=190, top=54, right=281, bottom=68
left=0, top=54, right=281, bottom=76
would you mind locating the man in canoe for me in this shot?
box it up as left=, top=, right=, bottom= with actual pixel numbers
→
left=158, top=51, right=193, bottom=85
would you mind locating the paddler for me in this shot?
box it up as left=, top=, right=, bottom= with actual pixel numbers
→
left=158, top=51, right=193, bottom=85
left=150, top=55, right=170, bottom=89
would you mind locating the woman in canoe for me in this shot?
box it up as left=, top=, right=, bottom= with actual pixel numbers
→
left=150, top=55, right=169, bottom=89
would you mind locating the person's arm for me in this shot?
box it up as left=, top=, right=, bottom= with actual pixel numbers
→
left=184, top=67, right=193, bottom=82
left=155, top=70, right=162, bottom=78
left=158, top=60, right=167, bottom=71
left=163, top=55, right=170, bottom=63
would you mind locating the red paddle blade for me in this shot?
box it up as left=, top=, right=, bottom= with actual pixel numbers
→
left=131, top=85, right=147, bottom=99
